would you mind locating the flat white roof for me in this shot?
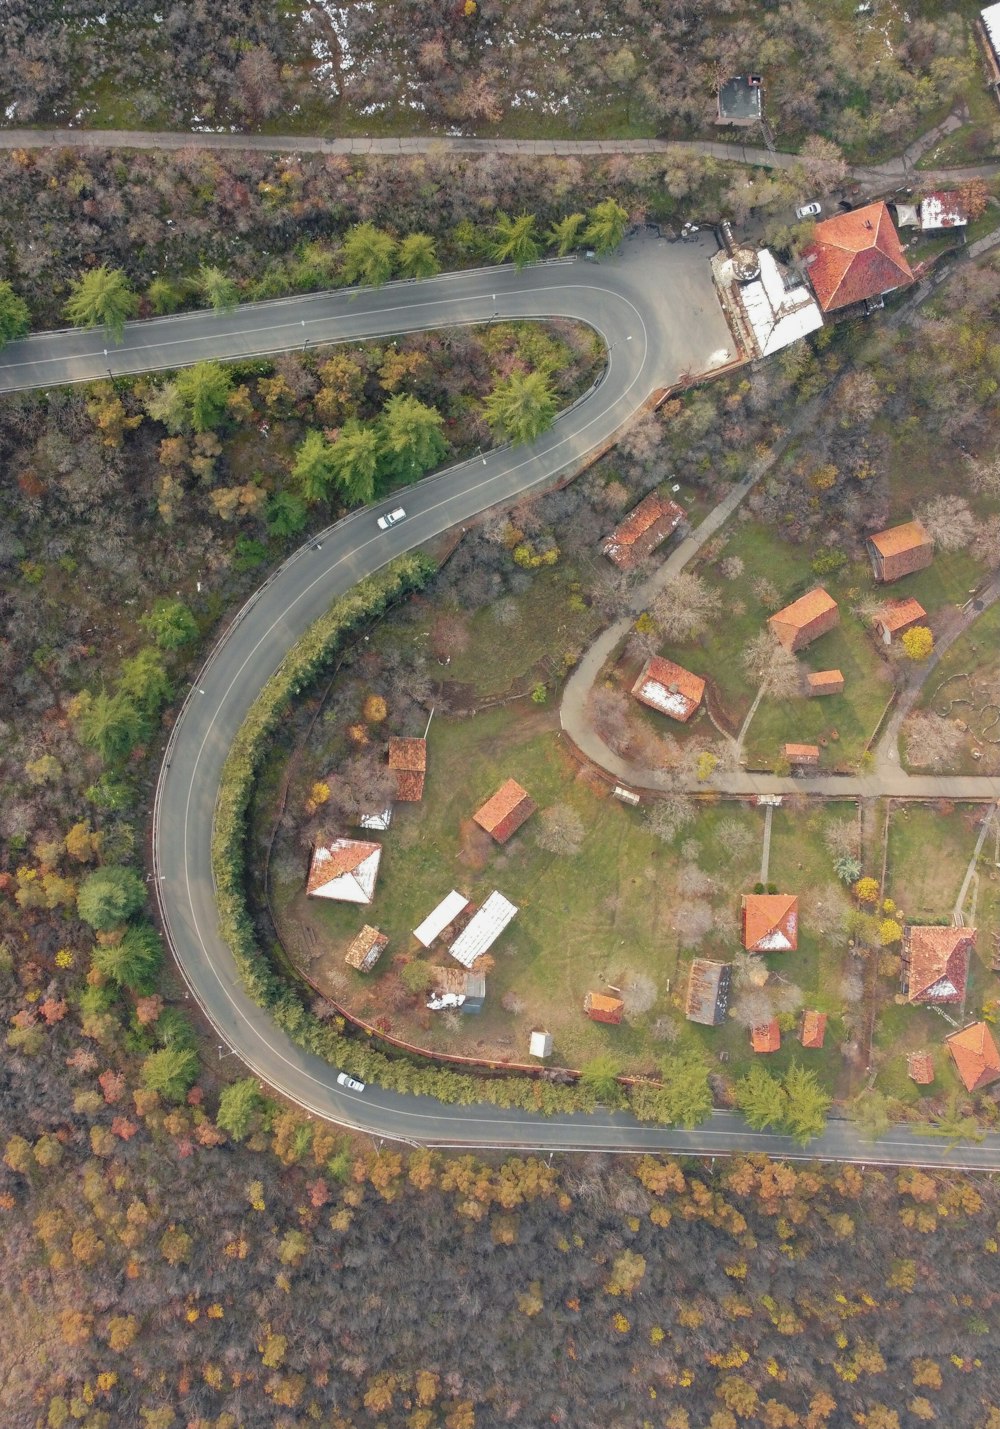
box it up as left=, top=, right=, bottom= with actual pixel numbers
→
left=739, top=249, right=824, bottom=356
left=413, top=890, right=471, bottom=948
left=983, top=4, right=1000, bottom=51
left=919, top=194, right=967, bottom=229
left=449, top=891, right=518, bottom=968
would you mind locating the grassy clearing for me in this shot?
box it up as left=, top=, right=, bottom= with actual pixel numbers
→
left=914, top=602, right=1000, bottom=773
left=272, top=687, right=862, bottom=1084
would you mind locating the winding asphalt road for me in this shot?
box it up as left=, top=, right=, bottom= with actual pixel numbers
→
left=4, top=236, right=998, bottom=1161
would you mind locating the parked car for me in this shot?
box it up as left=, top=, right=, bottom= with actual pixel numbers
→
left=376, top=507, right=406, bottom=531
left=336, top=1072, right=366, bottom=1093
left=795, top=201, right=822, bottom=220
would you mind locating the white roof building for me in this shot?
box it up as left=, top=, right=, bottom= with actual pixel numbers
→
left=449, top=892, right=518, bottom=968
left=413, top=890, right=471, bottom=949
left=359, top=806, right=393, bottom=831
left=529, top=1030, right=553, bottom=1058
left=306, top=839, right=382, bottom=904
left=919, top=193, right=968, bottom=230
left=739, top=249, right=824, bottom=356
left=983, top=4, right=1000, bottom=55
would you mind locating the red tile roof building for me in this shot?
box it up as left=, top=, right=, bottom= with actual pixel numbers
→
left=584, top=991, right=624, bottom=1025
left=752, top=1020, right=781, bottom=1053
left=946, top=1021, right=1000, bottom=1093
left=874, top=597, right=926, bottom=645
left=602, top=491, right=685, bottom=570
left=768, top=587, right=839, bottom=653
left=307, top=838, right=383, bottom=904
left=807, top=669, right=845, bottom=697
left=784, top=743, right=821, bottom=766
left=802, top=202, right=914, bottom=313
left=902, top=925, right=974, bottom=1005
left=907, top=1051, right=935, bottom=1085
left=473, top=779, right=537, bottom=844
left=631, top=656, right=706, bottom=723
left=387, top=736, right=427, bottom=802
left=800, top=1011, right=827, bottom=1049
left=868, top=519, right=934, bottom=583
left=741, top=893, right=799, bottom=952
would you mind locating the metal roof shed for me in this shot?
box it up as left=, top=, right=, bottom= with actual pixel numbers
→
left=413, top=890, right=472, bottom=949
left=449, top=892, right=518, bottom=968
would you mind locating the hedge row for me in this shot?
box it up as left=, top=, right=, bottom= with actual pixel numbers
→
left=211, top=553, right=611, bottom=1117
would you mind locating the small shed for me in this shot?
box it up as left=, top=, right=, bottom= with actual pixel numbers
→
left=344, top=925, right=389, bottom=972
left=449, top=891, right=518, bottom=968
left=751, top=1020, right=781, bottom=1054
left=874, top=597, right=926, bottom=645
left=807, top=669, right=844, bottom=697
left=413, top=890, right=472, bottom=949
left=768, top=588, right=839, bottom=653
left=800, top=1010, right=827, bottom=1049
left=631, top=656, right=706, bottom=723
left=584, top=991, right=624, bottom=1025
left=684, top=959, right=732, bottom=1026
left=529, top=1029, right=553, bottom=1059
left=919, top=192, right=968, bottom=231
left=426, top=967, right=486, bottom=1014
left=867, top=519, right=933, bottom=583
left=716, top=75, right=763, bottom=126
left=784, top=743, right=820, bottom=766
left=601, top=491, right=686, bottom=570
left=358, top=806, right=393, bottom=831
left=473, top=779, right=537, bottom=844
left=307, top=838, right=383, bottom=904
left=388, top=736, right=427, bottom=802
left=907, top=1050, right=935, bottom=1085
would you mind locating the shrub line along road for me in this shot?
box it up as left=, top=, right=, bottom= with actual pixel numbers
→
left=1, top=123, right=999, bottom=190
left=4, top=239, right=1000, bottom=1163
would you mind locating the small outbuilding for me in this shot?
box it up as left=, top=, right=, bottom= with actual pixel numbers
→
left=907, top=1051, right=935, bottom=1085
left=742, top=893, right=799, bottom=952
left=980, top=5, right=1000, bottom=98
left=307, top=838, right=383, bottom=904
left=768, top=587, right=839, bottom=653
left=807, top=669, right=844, bottom=697
left=631, top=656, right=706, bottom=723
left=874, top=597, right=926, bottom=645
left=473, top=779, right=537, bottom=844
left=601, top=491, right=685, bottom=570
left=344, top=925, right=389, bottom=972
left=388, top=736, right=427, bottom=802
left=584, top=991, right=624, bottom=1025
left=784, top=743, right=821, bottom=767
left=427, top=967, right=486, bottom=1013
left=529, top=1029, right=554, bottom=1059
left=946, top=1021, right=1000, bottom=1092
left=413, top=890, right=472, bottom=949
left=684, top=959, right=732, bottom=1026
left=867, top=519, right=934, bottom=583
left=751, top=1020, right=781, bottom=1054
left=716, top=74, right=763, bottom=126
left=919, top=191, right=969, bottom=231
left=800, top=1010, right=827, bottom=1049
left=449, top=891, right=518, bottom=968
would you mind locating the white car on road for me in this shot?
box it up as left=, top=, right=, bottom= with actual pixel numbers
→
left=336, top=1072, right=365, bottom=1092
left=795, top=201, right=822, bottom=220
left=377, top=507, right=406, bottom=531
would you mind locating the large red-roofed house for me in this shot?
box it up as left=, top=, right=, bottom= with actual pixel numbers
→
left=902, top=925, right=974, bottom=1005
left=802, top=202, right=914, bottom=313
